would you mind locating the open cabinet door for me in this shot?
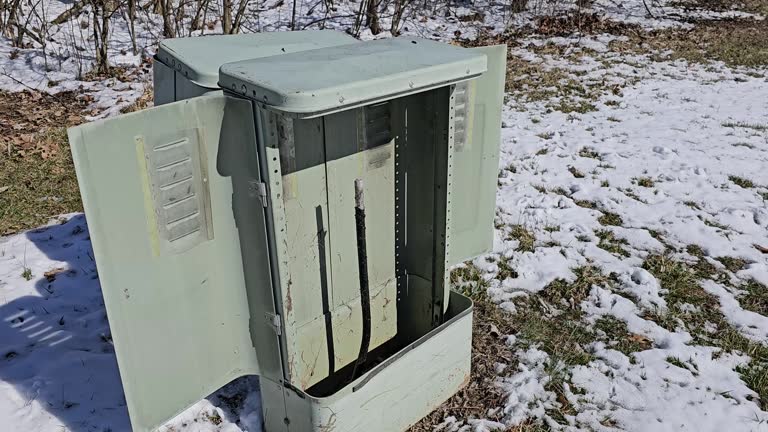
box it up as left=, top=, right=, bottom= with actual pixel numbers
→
left=447, top=45, right=507, bottom=267
left=68, top=94, right=259, bottom=432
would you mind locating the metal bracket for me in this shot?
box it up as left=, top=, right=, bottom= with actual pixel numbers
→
left=266, top=312, right=282, bottom=336
left=249, top=180, right=269, bottom=208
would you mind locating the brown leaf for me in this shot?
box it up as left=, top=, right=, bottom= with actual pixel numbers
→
left=44, top=267, right=67, bottom=282
left=629, top=333, right=653, bottom=349
left=754, top=244, right=768, bottom=254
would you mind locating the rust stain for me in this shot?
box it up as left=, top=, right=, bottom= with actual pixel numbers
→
left=319, top=412, right=337, bottom=432
left=285, top=277, right=293, bottom=314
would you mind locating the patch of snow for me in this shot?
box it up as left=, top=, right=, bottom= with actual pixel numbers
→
left=0, top=216, right=262, bottom=431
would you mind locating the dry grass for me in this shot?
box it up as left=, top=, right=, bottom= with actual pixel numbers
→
left=739, top=279, right=768, bottom=317
left=609, top=19, right=768, bottom=68
left=0, top=90, right=87, bottom=235
left=729, top=175, right=756, bottom=189
left=508, top=225, right=537, bottom=252
left=410, top=271, right=516, bottom=431
left=540, top=265, right=612, bottom=310
left=595, top=229, right=630, bottom=257
left=641, top=251, right=768, bottom=407
left=597, top=211, right=623, bottom=227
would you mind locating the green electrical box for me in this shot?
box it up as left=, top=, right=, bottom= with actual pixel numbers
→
left=68, top=31, right=505, bottom=432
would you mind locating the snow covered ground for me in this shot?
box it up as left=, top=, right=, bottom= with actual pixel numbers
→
left=477, top=34, right=768, bottom=431
left=2, top=0, right=768, bottom=431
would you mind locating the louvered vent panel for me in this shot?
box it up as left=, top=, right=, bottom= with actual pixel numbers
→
left=452, top=82, right=470, bottom=151
left=144, top=130, right=212, bottom=254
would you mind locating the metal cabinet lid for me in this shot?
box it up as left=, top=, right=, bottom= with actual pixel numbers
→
left=218, top=37, right=488, bottom=118
left=156, top=30, right=358, bottom=89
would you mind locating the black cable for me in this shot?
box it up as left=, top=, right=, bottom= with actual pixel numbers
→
left=350, top=179, right=371, bottom=383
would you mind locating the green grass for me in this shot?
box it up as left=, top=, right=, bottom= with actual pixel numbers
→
left=0, top=128, right=82, bottom=235
left=21, top=267, right=33, bottom=281
left=634, top=177, right=655, bottom=188
left=598, top=211, right=623, bottom=226
left=701, top=217, right=730, bottom=231
left=515, top=301, right=596, bottom=366
left=643, top=254, right=708, bottom=307
left=684, top=201, right=701, bottom=210
left=508, top=225, right=537, bottom=252
left=736, top=362, right=768, bottom=410
left=729, top=175, right=756, bottom=189
left=497, top=256, right=519, bottom=280
left=541, top=265, right=611, bottom=309
left=666, top=356, right=691, bottom=371
left=611, top=19, right=768, bottom=68
left=641, top=251, right=768, bottom=404
left=715, top=256, right=749, bottom=273
left=594, top=316, right=652, bottom=356
left=579, top=147, right=601, bottom=160
left=739, top=279, right=768, bottom=316
left=595, top=229, right=630, bottom=257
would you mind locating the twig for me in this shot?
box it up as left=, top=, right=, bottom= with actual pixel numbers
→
left=642, top=0, right=656, bottom=18
left=300, top=13, right=356, bottom=29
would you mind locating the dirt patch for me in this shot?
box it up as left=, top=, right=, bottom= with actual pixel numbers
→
left=0, top=90, right=88, bottom=234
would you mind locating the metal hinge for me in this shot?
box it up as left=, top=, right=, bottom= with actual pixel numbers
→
left=266, top=312, right=282, bottom=336
left=249, top=181, right=268, bottom=208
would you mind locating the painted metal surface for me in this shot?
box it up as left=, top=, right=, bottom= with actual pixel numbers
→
left=447, top=44, right=507, bottom=266
left=219, top=37, right=487, bottom=118
left=262, top=291, right=473, bottom=432
left=152, top=59, right=175, bottom=105
left=260, top=107, right=398, bottom=390
left=154, top=31, right=357, bottom=106
left=68, top=94, right=260, bottom=432
left=69, top=33, right=504, bottom=432
left=393, top=88, right=454, bottom=336
left=156, top=31, right=358, bottom=89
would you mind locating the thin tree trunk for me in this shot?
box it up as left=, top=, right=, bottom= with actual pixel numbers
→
left=190, top=0, right=204, bottom=31
left=351, top=0, right=366, bottom=36
left=365, top=0, right=380, bottom=35
left=51, top=0, right=85, bottom=25
left=231, top=0, right=250, bottom=33
left=159, top=0, right=174, bottom=37
left=99, top=8, right=109, bottom=74
left=222, top=0, right=232, bottom=33
left=127, top=0, right=136, bottom=54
